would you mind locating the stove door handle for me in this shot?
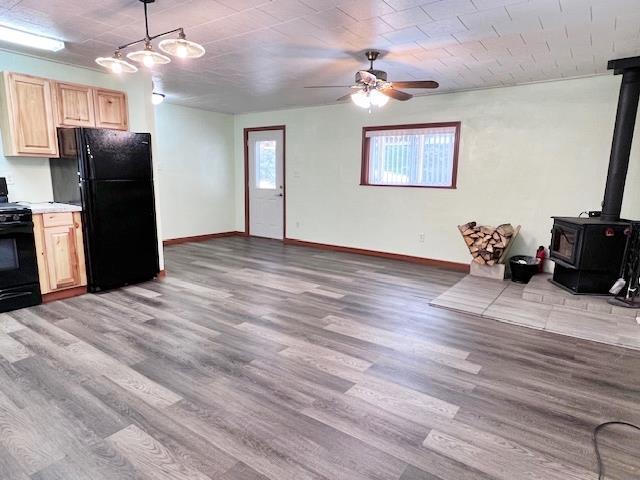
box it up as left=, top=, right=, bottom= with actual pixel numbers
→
left=0, top=222, right=32, bottom=233
left=0, top=291, right=32, bottom=301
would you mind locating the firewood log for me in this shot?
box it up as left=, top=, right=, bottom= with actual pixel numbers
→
left=496, top=224, right=514, bottom=237
left=458, top=222, right=477, bottom=233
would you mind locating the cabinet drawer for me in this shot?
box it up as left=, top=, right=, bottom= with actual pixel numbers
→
left=42, top=212, right=74, bottom=228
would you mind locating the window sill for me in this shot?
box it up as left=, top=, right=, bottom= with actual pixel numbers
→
left=359, top=183, right=457, bottom=190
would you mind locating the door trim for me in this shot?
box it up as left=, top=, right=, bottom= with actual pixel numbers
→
left=244, top=125, right=286, bottom=238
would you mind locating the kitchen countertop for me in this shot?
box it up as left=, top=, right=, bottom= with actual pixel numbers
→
left=20, top=202, right=82, bottom=214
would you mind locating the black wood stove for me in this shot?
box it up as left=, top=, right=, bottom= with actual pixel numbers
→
left=550, top=56, right=640, bottom=294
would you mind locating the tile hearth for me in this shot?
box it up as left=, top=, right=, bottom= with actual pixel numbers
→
left=430, top=274, right=640, bottom=350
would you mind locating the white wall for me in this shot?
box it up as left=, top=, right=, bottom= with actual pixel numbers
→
left=234, top=75, right=640, bottom=266
left=154, top=103, right=235, bottom=240
left=0, top=50, right=165, bottom=268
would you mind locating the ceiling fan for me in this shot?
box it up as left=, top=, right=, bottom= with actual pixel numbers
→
left=305, top=50, right=439, bottom=109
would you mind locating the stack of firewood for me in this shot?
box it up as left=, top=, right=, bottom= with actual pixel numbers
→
left=458, top=222, right=516, bottom=265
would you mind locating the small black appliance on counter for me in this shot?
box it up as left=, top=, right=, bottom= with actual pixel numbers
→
left=550, top=56, right=639, bottom=294
left=50, top=128, right=160, bottom=292
left=0, top=178, right=42, bottom=312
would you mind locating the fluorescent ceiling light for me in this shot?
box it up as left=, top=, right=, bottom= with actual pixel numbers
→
left=0, top=25, right=65, bottom=52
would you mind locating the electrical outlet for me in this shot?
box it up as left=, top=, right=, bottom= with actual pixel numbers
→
left=418, top=233, right=425, bottom=243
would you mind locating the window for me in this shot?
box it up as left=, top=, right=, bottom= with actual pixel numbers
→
left=361, top=122, right=460, bottom=188
left=255, top=140, right=276, bottom=189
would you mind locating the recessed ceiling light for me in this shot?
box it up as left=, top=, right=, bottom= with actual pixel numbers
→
left=0, top=25, right=65, bottom=52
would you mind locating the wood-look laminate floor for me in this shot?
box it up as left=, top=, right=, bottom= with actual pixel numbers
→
left=1, top=237, right=639, bottom=480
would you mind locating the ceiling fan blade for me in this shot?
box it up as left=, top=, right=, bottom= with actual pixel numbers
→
left=391, top=80, right=439, bottom=89
left=381, top=88, right=413, bottom=101
left=337, top=92, right=354, bottom=102
left=305, top=85, right=355, bottom=88
left=356, top=70, right=377, bottom=86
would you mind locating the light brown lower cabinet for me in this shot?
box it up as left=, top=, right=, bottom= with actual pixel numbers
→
left=33, top=212, right=87, bottom=295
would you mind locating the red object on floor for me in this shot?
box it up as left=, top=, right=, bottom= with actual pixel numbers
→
left=536, top=246, right=546, bottom=273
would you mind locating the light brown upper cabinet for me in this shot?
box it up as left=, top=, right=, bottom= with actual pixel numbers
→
left=94, top=88, right=128, bottom=131
left=0, top=72, right=59, bottom=157
left=0, top=71, right=130, bottom=157
left=54, top=82, right=95, bottom=128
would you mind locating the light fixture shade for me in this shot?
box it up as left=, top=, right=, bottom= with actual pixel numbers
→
left=152, top=92, right=165, bottom=105
left=96, top=53, right=138, bottom=73
left=158, top=38, right=205, bottom=59
left=369, top=89, right=389, bottom=107
left=127, top=45, right=171, bottom=67
left=351, top=90, right=371, bottom=109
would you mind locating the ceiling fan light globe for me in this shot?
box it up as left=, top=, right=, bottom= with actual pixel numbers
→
left=370, top=89, right=389, bottom=107
left=351, top=90, right=370, bottom=109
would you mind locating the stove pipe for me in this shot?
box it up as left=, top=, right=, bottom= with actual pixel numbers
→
left=602, top=58, right=640, bottom=222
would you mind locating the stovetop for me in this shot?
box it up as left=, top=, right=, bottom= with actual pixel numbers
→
left=0, top=202, right=31, bottom=214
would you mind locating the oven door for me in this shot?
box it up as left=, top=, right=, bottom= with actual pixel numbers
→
left=0, top=221, right=39, bottom=289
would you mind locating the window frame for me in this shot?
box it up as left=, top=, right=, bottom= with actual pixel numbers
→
left=360, top=121, right=461, bottom=189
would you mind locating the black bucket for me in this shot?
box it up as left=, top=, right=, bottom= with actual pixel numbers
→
left=510, top=255, right=539, bottom=284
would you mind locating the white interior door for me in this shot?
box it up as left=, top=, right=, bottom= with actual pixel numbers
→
left=248, top=129, right=284, bottom=239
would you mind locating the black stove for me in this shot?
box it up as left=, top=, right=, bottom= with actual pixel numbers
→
left=0, top=184, right=42, bottom=312
left=550, top=56, right=640, bottom=295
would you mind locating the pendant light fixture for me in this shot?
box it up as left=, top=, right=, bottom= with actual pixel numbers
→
left=152, top=92, right=165, bottom=105
left=95, top=0, right=205, bottom=73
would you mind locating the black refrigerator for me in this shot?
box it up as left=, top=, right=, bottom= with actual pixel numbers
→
left=51, top=128, right=159, bottom=292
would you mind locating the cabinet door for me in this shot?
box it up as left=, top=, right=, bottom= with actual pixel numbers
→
left=5, top=72, right=58, bottom=157
left=54, top=82, right=95, bottom=127
left=32, top=214, right=51, bottom=294
left=93, top=88, right=128, bottom=130
left=43, top=224, right=81, bottom=291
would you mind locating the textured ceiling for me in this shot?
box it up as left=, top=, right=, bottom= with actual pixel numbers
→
left=0, top=0, right=639, bottom=113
